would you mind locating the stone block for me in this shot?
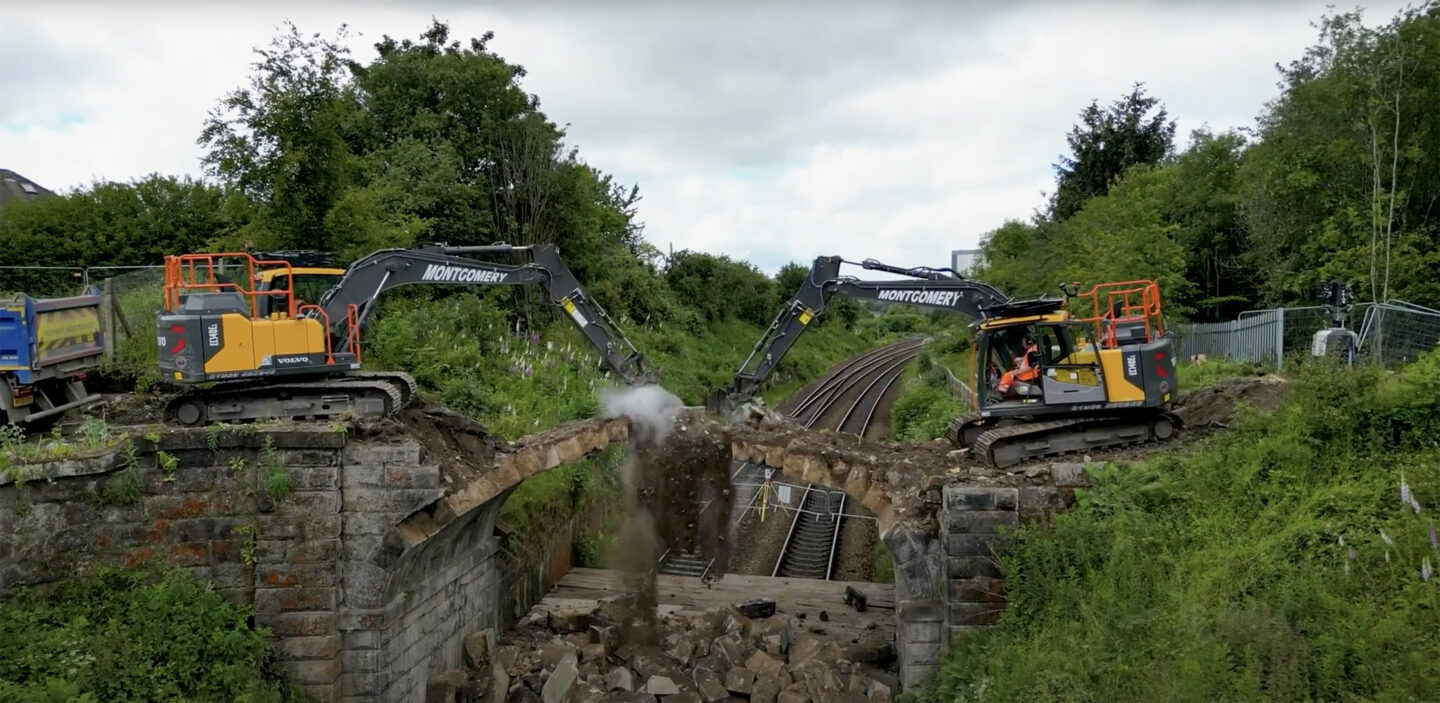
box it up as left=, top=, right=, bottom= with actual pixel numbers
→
left=1018, top=486, right=1068, bottom=519
left=276, top=449, right=342, bottom=466
left=342, top=487, right=443, bottom=515
left=947, top=556, right=1003, bottom=580
left=944, top=533, right=1013, bottom=557
left=948, top=602, right=1005, bottom=627
left=944, top=510, right=1019, bottom=534
left=166, top=517, right=242, bottom=542
left=164, top=541, right=212, bottom=567
left=950, top=577, right=1007, bottom=604
left=284, top=466, right=341, bottom=490
left=259, top=562, right=339, bottom=588
left=341, top=648, right=382, bottom=672
left=261, top=611, right=338, bottom=637
left=1051, top=461, right=1090, bottom=487
left=382, top=465, right=441, bottom=490
left=341, top=514, right=391, bottom=536
left=208, top=562, right=252, bottom=589
left=340, top=671, right=386, bottom=697
left=276, top=491, right=342, bottom=516
left=343, top=443, right=422, bottom=466
left=897, top=600, right=944, bottom=623
left=256, top=538, right=341, bottom=565
left=900, top=620, right=942, bottom=645
left=943, top=486, right=1018, bottom=512
left=283, top=657, right=342, bottom=685
left=902, top=641, right=941, bottom=667
left=342, top=629, right=381, bottom=651
left=279, top=634, right=341, bottom=661
left=255, top=586, right=340, bottom=613
left=256, top=514, right=340, bottom=540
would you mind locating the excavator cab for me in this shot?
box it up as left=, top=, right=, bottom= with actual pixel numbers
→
left=973, top=280, right=1174, bottom=413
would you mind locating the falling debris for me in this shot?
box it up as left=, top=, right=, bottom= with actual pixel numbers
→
left=600, top=385, right=736, bottom=644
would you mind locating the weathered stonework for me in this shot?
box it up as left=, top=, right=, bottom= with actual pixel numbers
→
left=0, top=407, right=1095, bottom=700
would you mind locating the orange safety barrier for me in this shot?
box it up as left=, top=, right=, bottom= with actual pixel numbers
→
left=296, top=304, right=335, bottom=364
left=345, top=304, right=362, bottom=363
left=1070, top=279, right=1165, bottom=349
left=163, top=252, right=298, bottom=318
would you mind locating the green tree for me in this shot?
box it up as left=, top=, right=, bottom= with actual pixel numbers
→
left=972, top=219, right=1058, bottom=298
left=1049, top=83, right=1176, bottom=221
left=199, top=22, right=360, bottom=251
left=664, top=251, right=776, bottom=326
left=1239, top=4, right=1440, bottom=305
left=0, top=175, right=233, bottom=294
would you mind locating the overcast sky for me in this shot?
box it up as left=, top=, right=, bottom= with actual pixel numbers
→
left=0, top=1, right=1412, bottom=274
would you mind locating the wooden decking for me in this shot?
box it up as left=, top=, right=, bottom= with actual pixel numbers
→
left=532, top=568, right=896, bottom=641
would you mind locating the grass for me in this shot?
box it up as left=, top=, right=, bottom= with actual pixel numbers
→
left=1175, top=357, right=1268, bottom=390
left=913, top=354, right=1440, bottom=703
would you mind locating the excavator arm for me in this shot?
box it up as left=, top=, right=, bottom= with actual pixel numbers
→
left=314, top=244, right=654, bottom=386
left=713, top=256, right=1010, bottom=411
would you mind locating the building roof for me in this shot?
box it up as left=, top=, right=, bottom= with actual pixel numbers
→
left=0, top=169, right=55, bottom=208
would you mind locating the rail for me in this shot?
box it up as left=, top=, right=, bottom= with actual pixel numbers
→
left=657, top=336, right=922, bottom=580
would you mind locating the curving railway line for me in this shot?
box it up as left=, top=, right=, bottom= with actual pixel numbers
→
left=658, top=336, right=925, bottom=580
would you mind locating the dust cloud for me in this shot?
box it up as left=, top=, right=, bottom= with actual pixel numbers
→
left=599, top=384, right=735, bottom=643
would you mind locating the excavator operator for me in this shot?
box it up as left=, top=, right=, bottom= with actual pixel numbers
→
left=994, top=333, right=1041, bottom=399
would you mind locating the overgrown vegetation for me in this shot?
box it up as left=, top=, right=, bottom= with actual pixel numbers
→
left=916, top=353, right=1440, bottom=702
left=0, top=568, right=302, bottom=702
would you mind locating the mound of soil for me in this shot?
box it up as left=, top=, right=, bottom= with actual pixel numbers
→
left=1174, top=374, right=1288, bottom=429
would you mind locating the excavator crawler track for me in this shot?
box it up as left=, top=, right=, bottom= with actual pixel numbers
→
left=966, top=411, right=1181, bottom=469
left=163, top=371, right=418, bottom=426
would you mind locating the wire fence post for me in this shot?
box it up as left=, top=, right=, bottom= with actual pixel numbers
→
left=100, top=277, right=116, bottom=361
left=1275, top=307, right=1285, bottom=371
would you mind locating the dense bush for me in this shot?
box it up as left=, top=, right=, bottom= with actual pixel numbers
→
left=0, top=568, right=297, bottom=703
left=917, top=354, right=1440, bottom=702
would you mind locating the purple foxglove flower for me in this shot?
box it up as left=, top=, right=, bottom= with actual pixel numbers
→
left=1423, top=559, right=1433, bottom=582
left=1402, top=478, right=1412, bottom=507
left=1348, top=548, right=1357, bottom=561
left=1381, top=529, right=1394, bottom=546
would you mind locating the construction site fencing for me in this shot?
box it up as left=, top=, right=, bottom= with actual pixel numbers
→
left=1174, top=300, right=1440, bottom=369
left=945, top=367, right=977, bottom=409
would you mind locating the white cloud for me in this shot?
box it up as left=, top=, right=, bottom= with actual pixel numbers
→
left=0, top=0, right=1414, bottom=284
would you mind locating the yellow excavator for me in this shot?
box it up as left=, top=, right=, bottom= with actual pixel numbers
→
left=712, top=255, right=1180, bottom=468
left=156, top=244, right=653, bottom=426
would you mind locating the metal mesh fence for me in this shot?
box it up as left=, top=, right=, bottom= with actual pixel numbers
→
left=1357, top=302, right=1440, bottom=367
left=1175, top=300, right=1440, bottom=370
left=95, top=267, right=165, bottom=371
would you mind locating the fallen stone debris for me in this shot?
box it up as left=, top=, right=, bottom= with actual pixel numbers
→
left=429, top=595, right=898, bottom=703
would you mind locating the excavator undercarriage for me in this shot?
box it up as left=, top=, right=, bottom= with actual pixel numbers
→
left=948, top=409, right=1181, bottom=469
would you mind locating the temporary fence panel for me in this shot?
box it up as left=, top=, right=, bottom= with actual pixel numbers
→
left=1357, top=302, right=1440, bottom=366
left=1175, top=308, right=1285, bottom=369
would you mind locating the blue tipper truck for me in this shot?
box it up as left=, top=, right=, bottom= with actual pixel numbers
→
left=0, top=293, right=104, bottom=426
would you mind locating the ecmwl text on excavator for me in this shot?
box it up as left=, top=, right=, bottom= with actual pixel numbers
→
left=420, top=264, right=507, bottom=283
left=876, top=289, right=965, bottom=306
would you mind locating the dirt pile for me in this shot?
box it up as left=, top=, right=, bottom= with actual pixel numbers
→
left=431, top=597, right=897, bottom=703
left=1174, top=374, right=1287, bottom=429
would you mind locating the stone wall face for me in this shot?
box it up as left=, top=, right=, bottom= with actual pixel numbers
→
left=0, top=427, right=505, bottom=703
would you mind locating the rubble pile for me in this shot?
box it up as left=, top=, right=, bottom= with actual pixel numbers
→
left=428, top=595, right=898, bottom=703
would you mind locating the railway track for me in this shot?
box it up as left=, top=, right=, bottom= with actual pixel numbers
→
left=659, top=336, right=923, bottom=579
